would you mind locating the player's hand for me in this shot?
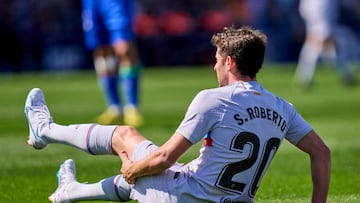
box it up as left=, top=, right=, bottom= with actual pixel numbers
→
left=120, top=151, right=136, bottom=184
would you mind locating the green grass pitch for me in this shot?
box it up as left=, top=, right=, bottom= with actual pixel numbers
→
left=0, top=64, right=359, bottom=202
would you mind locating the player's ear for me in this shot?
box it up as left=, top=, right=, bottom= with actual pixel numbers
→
left=226, top=56, right=236, bottom=72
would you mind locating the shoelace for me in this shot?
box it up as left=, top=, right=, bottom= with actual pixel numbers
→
left=58, top=163, right=75, bottom=185
left=29, top=106, right=53, bottom=122
left=28, top=106, right=54, bottom=138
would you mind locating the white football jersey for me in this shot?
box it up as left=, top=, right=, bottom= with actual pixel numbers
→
left=175, top=81, right=312, bottom=202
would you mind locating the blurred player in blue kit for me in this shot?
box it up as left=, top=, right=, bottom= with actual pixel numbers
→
left=295, top=0, right=356, bottom=89
left=24, top=26, right=330, bottom=203
left=82, top=0, right=143, bottom=127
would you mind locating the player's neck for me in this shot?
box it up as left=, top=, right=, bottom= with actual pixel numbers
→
left=231, top=75, right=256, bottom=83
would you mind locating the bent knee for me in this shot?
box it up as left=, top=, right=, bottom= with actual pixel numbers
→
left=114, top=125, right=145, bottom=144
left=111, top=125, right=146, bottom=156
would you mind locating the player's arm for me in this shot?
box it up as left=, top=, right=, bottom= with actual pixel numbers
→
left=296, top=130, right=331, bottom=203
left=120, top=132, right=192, bottom=184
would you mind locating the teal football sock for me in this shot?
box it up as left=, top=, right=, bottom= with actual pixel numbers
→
left=119, top=65, right=142, bottom=107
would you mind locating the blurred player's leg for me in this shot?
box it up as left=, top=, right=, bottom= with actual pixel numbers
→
left=296, top=0, right=329, bottom=89
left=93, top=46, right=123, bottom=125
left=49, top=159, right=131, bottom=202
left=121, top=65, right=143, bottom=128
left=332, top=31, right=356, bottom=86
left=82, top=0, right=123, bottom=125
left=115, top=41, right=143, bottom=127
left=294, top=36, right=322, bottom=89
left=296, top=0, right=355, bottom=89
left=106, top=0, right=144, bottom=127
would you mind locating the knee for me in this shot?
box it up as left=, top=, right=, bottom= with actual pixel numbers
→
left=114, top=125, right=138, bottom=140
left=111, top=125, right=145, bottom=155
left=113, top=125, right=145, bottom=144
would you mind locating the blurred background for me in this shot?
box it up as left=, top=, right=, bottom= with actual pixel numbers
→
left=0, top=0, right=359, bottom=72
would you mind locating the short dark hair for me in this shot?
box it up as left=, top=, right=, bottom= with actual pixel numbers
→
left=211, top=26, right=267, bottom=78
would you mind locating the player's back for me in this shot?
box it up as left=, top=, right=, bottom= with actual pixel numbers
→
left=176, top=81, right=305, bottom=202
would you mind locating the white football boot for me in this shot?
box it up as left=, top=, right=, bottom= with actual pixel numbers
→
left=24, top=88, right=52, bottom=149
left=49, top=159, right=77, bottom=203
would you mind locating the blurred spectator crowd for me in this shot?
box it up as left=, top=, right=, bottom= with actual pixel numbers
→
left=0, top=0, right=359, bottom=72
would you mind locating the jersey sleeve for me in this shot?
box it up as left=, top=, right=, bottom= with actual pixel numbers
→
left=176, top=90, right=224, bottom=144
left=285, top=104, right=313, bottom=145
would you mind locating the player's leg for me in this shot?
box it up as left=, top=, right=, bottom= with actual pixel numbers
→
left=294, top=34, right=323, bottom=89
left=24, top=88, right=116, bottom=154
left=115, top=41, right=143, bottom=127
left=93, top=46, right=123, bottom=125
left=331, top=30, right=356, bottom=86
left=48, top=140, right=160, bottom=202
left=24, top=88, right=147, bottom=157
left=101, top=0, right=143, bottom=127
left=82, top=0, right=122, bottom=125
left=49, top=159, right=131, bottom=202
left=295, top=0, right=328, bottom=89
